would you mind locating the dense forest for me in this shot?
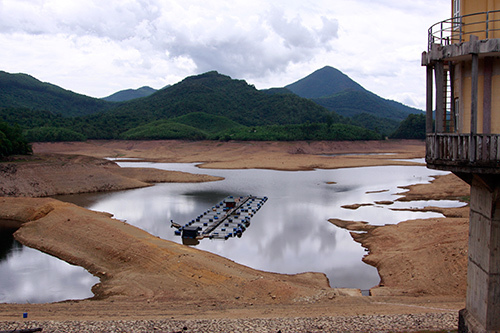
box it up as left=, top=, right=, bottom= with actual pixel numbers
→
left=0, top=71, right=114, bottom=117
left=389, top=114, right=426, bottom=140
left=0, top=121, right=32, bottom=157
left=0, top=68, right=425, bottom=144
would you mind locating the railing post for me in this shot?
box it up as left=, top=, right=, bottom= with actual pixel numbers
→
left=426, top=65, right=434, bottom=134
left=486, top=12, right=489, bottom=39
left=496, top=135, right=500, bottom=161
left=460, top=16, right=463, bottom=42
left=483, top=57, right=493, bottom=134
left=453, top=135, right=458, bottom=161
left=440, top=21, right=444, bottom=45
left=470, top=48, right=479, bottom=163
left=428, top=27, right=433, bottom=51
left=435, top=61, right=445, bottom=133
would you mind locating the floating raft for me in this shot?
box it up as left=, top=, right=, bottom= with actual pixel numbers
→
left=171, top=195, right=268, bottom=240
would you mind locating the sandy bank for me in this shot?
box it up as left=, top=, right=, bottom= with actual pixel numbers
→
left=0, top=154, right=222, bottom=197
left=33, top=139, right=425, bottom=170
left=330, top=173, right=470, bottom=297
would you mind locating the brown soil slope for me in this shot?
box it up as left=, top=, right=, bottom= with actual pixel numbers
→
left=0, top=154, right=222, bottom=197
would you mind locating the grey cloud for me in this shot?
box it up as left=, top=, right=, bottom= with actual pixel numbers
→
left=0, top=0, right=161, bottom=39
left=318, top=16, right=339, bottom=43
left=266, top=8, right=339, bottom=48
left=65, top=2, right=161, bottom=41
left=167, top=32, right=295, bottom=80
left=165, top=8, right=339, bottom=80
left=267, top=8, right=317, bottom=49
left=1, top=0, right=340, bottom=84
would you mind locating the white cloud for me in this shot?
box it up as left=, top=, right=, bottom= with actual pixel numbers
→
left=0, top=0, right=449, bottom=108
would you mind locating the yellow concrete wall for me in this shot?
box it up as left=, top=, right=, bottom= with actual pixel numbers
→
left=453, top=58, right=500, bottom=134
left=492, top=74, right=500, bottom=133
left=455, top=61, right=471, bottom=133
left=448, top=1, right=500, bottom=134
left=461, top=1, right=486, bottom=15
left=477, top=77, right=485, bottom=133
left=456, top=0, right=500, bottom=39
left=453, top=64, right=464, bottom=132
left=460, top=0, right=500, bottom=15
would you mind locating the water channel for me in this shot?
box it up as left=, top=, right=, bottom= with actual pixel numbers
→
left=0, top=160, right=466, bottom=303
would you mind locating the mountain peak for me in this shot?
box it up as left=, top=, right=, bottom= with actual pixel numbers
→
left=102, top=86, right=157, bottom=102
left=285, top=66, right=365, bottom=99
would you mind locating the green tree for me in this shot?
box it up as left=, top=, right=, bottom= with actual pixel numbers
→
left=0, top=122, right=32, bottom=157
left=24, top=127, right=87, bottom=142
left=389, top=114, right=426, bottom=139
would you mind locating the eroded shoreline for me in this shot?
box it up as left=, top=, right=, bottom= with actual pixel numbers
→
left=0, top=140, right=470, bottom=327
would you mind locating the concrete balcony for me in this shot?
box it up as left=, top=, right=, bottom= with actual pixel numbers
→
left=423, top=10, right=500, bottom=178
left=426, top=134, right=500, bottom=174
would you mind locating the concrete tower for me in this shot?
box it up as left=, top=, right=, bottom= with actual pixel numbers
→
left=422, top=1, right=500, bottom=332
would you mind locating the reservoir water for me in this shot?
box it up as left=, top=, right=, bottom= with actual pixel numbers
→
left=0, top=161, right=465, bottom=303
left=0, top=229, right=99, bottom=303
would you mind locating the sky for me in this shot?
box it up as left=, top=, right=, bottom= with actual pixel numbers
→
left=0, top=0, right=450, bottom=109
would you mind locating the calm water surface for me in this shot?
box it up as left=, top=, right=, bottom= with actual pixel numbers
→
left=0, top=231, right=98, bottom=303
left=0, top=162, right=465, bottom=303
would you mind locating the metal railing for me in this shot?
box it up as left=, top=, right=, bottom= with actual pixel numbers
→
left=428, top=10, right=500, bottom=51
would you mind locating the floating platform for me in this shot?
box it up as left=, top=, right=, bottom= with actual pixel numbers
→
left=171, top=195, right=267, bottom=242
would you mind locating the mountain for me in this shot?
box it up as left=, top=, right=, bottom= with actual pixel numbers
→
left=313, top=90, right=423, bottom=121
left=285, top=66, right=366, bottom=98
left=0, top=71, right=113, bottom=117
left=285, top=66, right=422, bottom=121
left=79, top=71, right=387, bottom=141
left=260, top=87, right=294, bottom=95
left=0, top=69, right=384, bottom=141
left=102, top=86, right=157, bottom=102
left=89, top=71, right=339, bottom=137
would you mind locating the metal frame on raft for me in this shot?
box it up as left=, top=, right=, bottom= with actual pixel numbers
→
left=171, top=195, right=268, bottom=241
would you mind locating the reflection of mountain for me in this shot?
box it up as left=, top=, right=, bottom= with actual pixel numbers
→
left=0, top=228, right=21, bottom=262
left=183, top=190, right=232, bottom=206
left=53, top=191, right=122, bottom=208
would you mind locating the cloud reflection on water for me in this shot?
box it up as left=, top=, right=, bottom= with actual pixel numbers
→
left=0, top=241, right=98, bottom=303
left=1, top=162, right=463, bottom=302
left=80, top=163, right=457, bottom=290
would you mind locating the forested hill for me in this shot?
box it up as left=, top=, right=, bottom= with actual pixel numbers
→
left=1, top=69, right=420, bottom=142
left=102, top=86, right=157, bottom=102
left=0, top=71, right=114, bottom=117
left=2, top=71, right=384, bottom=142
left=285, top=66, right=366, bottom=98
left=285, top=66, right=422, bottom=121
left=312, top=90, right=422, bottom=121
left=98, top=71, right=339, bottom=129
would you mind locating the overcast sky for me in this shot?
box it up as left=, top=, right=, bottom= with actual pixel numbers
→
left=0, top=0, right=450, bottom=109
